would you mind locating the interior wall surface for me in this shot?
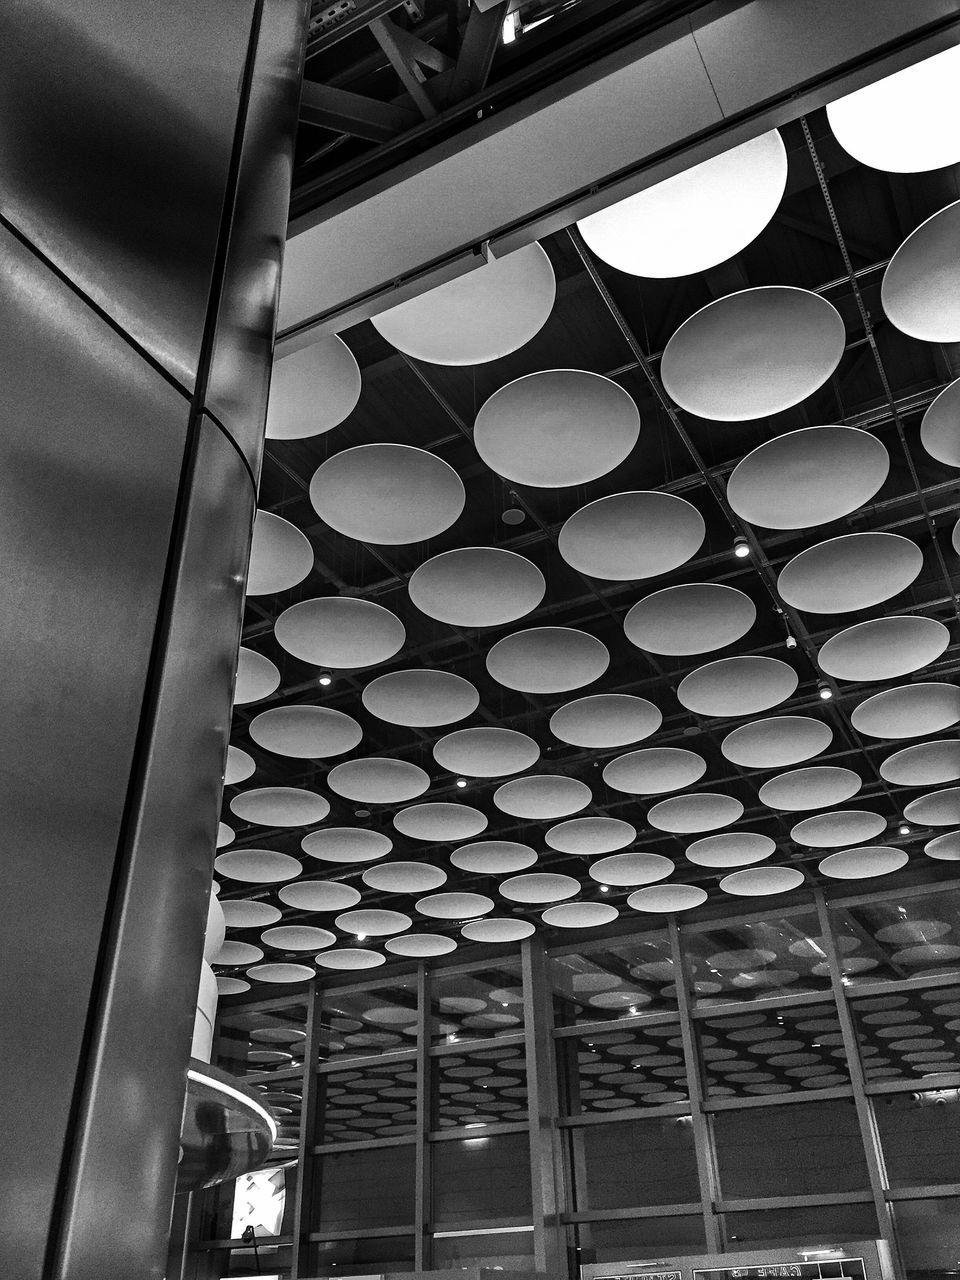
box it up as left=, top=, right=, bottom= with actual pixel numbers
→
left=0, top=3, right=306, bottom=1277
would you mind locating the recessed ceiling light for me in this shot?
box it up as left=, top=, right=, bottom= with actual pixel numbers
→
left=785, top=634, right=798, bottom=650
left=818, top=681, right=833, bottom=701
left=455, top=777, right=468, bottom=789
left=318, top=671, right=333, bottom=686
left=733, top=535, right=750, bottom=559
left=899, top=823, right=911, bottom=836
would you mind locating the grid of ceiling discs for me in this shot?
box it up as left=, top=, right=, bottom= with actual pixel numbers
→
left=852, top=983, right=960, bottom=1082
left=699, top=1004, right=848, bottom=1098
left=572, top=1025, right=688, bottom=1112
left=216, top=61, right=960, bottom=994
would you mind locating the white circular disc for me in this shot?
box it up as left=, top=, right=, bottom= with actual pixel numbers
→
left=648, top=793, right=743, bottom=833
left=602, top=747, right=706, bottom=795
left=954, top=517, right=960, bottom=555
left=851, top=683, right=960, bottom=740
left=310, top=444, right=465, bottom=546
left=450, top=841, right=538, bottom=873
left=588, top=853, right=674, bottom=886
left=881, top=740, right=960, bottom=787
left=550, top=694, right=661, bottom=748
left=214, top=849, right=301, bottom=883
left=882, top=201, right=960, bottom=341
left=819, top=846, right=908, bottom=880
left=920, top=376, right=960, bottom=466
left=542, top=902, right=619, bottom=928
left=827, top=47, right=960, bottom=172
left=415, top=892, right=495, bottom=919
left=790, top=810, right=887, bottom=848
left=386, top=933, right=458, bottom=957
left=727, top=426, right=889, bottom=529
left=558, top=491, right=704, bottom=580
left=362, top=669, right=479, bottom=727
left=758, top=766, right=861, bottom=812
left=326, top=757, right=430, bottom=803
left=624, top=583, right=755, bottom=656
left=904, top=787, right=960, bottom=828
left=473, top=369, right=640, bottom=487
left=545, top=817, right=636, bottom=855
left=247, top=511, right=313, bottom=597
left=275, top=597, right=404, bottom=669
left=213, top=940, right=263, bottom=966
left=660, top=288, right=845, bottom=421
left=225, top=745, right=255, bottom=785
left=686, top=832, right=775, bottom=868
left=462, top=917, right=535, bottom=943
left=819, top=616, right=948, bottom=682
left=249, top=705, right=362, bottom=758
left=336, top=908, right=411, bottom=937
left=362, top=862, right=447, bottom=893
left=316, top=949, right=385, bottom=971
left=266, top=335, right=361, bottom=440
left=408, top=547, right=545, bottom=627
left=302, top=828, right=392, bottom=863
left=371, top=243, right=555, bottom=365
left=433, top=727, right=540, bottom=778
left=926, top=831, right=960, bottom=861
left=678, top=655, right=797, bottom=717
left=278, top=880, right=361, bottom=911
left=247, top=962, right=316, bottom=983
left=262, top=926, right=336, bottom=951
left=499, top=873, right=580, bottom=903
left=722, top=717, right=832, bottom=769
left=235, top=647, right=280, bottom=705
left=486, top=626, right=608, bottom=693
left=217, top=976, right=251, bottom=995
left=230, top=787, right=329, bottom=827
left=393, top=803, right=487, bottom=841
left=221, top=899, right=283, bottom=927
left=778, top=533, right=922, bottom=614
left=628, top=884, right=708, bottom=913
left=493, top=774, right=592, bottom=819
left=720, top=866, right=805, bottom=897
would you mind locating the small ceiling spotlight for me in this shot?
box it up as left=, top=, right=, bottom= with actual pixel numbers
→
left=899, top=822, right=911, bottom=836
left=818, top=680, right=833, bottom=701
left=599, top=885, right=610, bottom=894
left=455, top=777, right=468, bottom=789
left=357, top=933, right=366, bottom=942
left=733, top=535, right=750, bottom=559
left=501, top=507, right=525, bottom=526
left=318, top=671, right=333, bottom=687
left=785, top=633, right=798, bottom=650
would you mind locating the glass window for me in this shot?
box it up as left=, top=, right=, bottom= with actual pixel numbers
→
left=830, top=887, right=960, bottom=987
left=559, top=1023, right=687, bottom=1115
left=576, top=1215, right=706, bottom=1259
left=434, top=1042, right=527, bottom=1127
left=551, top=932, right=678, bottom=1025
left=876, top=1090, right=960, bottom=1187
left=256, top=1082, right=303, bottom=1155
left=433, top=1229, right=535, bottom=1270
left=852, top=986, right=960, bottom=1084
left=431, top=962, right=524, bottom=1043
left=698, top=1002, right=849, bottom=1099
left=197, top=1162, right=298, bottom=1242
left=187, top=1243, right=293, bottom=1279
left=216, top=1002, right=309, bottom=1079
left=723, top=1203, right=878, bottom=1247
left=310, top=1235, right=414, bottom=1276
left=432, top=1132, right=532, bottom=1224
left=317, top=1055, right=418, bottom=1143
left=894, top=1197, right=960, bottom=1276
left=314, top=1144, right=415, bottom=1231
left=714, top=1099, right=868, bottom=1198
left=683, top=911, right=832, bottom=1006
left=575, top=1116, right=699, bottom=1209
left=319, top=978, right=418, bottom=1062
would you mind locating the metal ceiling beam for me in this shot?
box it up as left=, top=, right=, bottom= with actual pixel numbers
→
left=299, top=80, right=419, bottom=142
left=440, top=0, right=509, bottom=104
left=369, top=15, right=439, bottom=118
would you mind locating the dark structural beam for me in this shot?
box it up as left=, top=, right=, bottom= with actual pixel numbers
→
left=300, top=79, right=419, bottom=141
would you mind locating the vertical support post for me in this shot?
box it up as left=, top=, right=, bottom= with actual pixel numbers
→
left=414, top=961, right=432, bottom=1270
left=291, top=982, right=321, bottom=1280
left=522, top=937, right=566, bottom=1276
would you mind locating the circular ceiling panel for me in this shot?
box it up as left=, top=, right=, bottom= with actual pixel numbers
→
left=362, top=862, right=448, bottom=893
left=362, top=669, right=479, bottom=727
left=234, top=647, right=280, bottom=705
left=722, top=716, right=832, bottom=769
left=221, top=899, right=283, bottom=927
left=904, top=787, right=960, bottom=828
left=818, top=846, right=908, bottom=880
left=316, top=950, right=385, bottom=971
left=727, top=426, right=889, bottom=529
left=542, top=902, right=620, bottom=928
left=266, top=336, right=361, bottom=440
left=719, top=866, right=805, bottom=897
left=818, top=616, right=948, bottom=682
left=920, top=376, right=960, bottom=466
left=624, top=583, right=755, bottom=656
left=450, top=841, right=538, bottom=873
left=628, top=884, right=708, bottom=913
left=217, top=977, right=251, bottom=995
left=309, top=444, right=465, bottom=546
left=500, top=873, right=580, bottom=903
left=577, top=130, right=786, bottom=277
left=214, top=849, right=301, bottom=883
left=336, top=909, right=412, bottom=937
left=247, top=962, right=316, bottom=983
left=278, top=880, right=362, bottom=911
left=434, top=727, right=540, bottom=778
left=603, top=747, right=706, bottom=795
left=648, top=793, right=744, bottom=833
left=778, top=533, right=922, bottom=614
left=881, top=740, right=960, bottom=787
left=545, top=817, right=636, bottom=855
left=473, top=370, right=640, bottom=487
left=558, top=491, right=704, bottom=580
left=851, top=683, right=960, bottom=740
left=588, top=853, right=674, bottom=886
left=790, top=810, right=887, bottom=848
left=408, top=547, right=545, bottom=627
left=386, top=933, right=458, bottom=957
left=486, top=627, right=608, bottom=693
left=217, top=823, right=234, bottom=849
left=493, top=774, right=592, bottom=819
left=678, top=656, right=797, bottom=717
left=462, top=918, right=536, bottom=943
left=550, top=694, right=661, bottom=748
left=393, top=802, right=487, bottom=841
left=882, top=200, right=960, bottom=341
left=686, top=832, right=775, bottom=868
left=225, top=745, right=255, bottom=786
left=926, top=831, right=960, bottom=861
left=660, top=287, right=845, bottom=421
left=301, top=828, right=392, bottom=863
left=416, top=892, right=495, bottom=919
left=371, top=242, right=555, bottom=365
left=261, top=926, right=336, bottom=951
left=230, top=787, right=330, bottom=827
left=246, top=511, right=314, bottom=597
left=275, top=597, right=404, bottom=669
left=758, top=766, right=861, bottom=812
left=326, top=757, right=430, bottom=803
left=249, top=705, right=362, bottom=759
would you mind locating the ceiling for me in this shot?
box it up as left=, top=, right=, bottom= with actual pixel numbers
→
left=212, top=54, right=960, bottom=1000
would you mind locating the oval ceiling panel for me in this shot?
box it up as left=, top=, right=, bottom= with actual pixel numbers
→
left=499, top=873, right=580, bottom=903
left=261, top=926, right=336, bottom=951
left=216, top=822, right=234, bottom=849
left=393, top=802, right=487, bottom=842
left=362, top=862, right=448, bottom=893
left=493, top=774, right=592, bottom=819
left=722, top=716, right=832, bottom=769
left=275, top=597, right=404, bottom=669
left=778, top=533, right=922, bottom=614
left=685, top=832, right=775, bottom=868
left=278, top=880, right=362, bottom=911
left=221, top=899, right=283, bottom=927
left=266, top=335, right=361, bottom=440
left=486, top=626, right=609, bottom=693
left=408, top=546, right=545, bottom=627
left=818, top=615, right=948, bottom=682
left=882, top=200, right=960, bottom=342
left=588, top=853, right=674, bottom=886
left=326, top=757, right=430, bottom=803
left=235, top=647, right=280, bottom=705
left=545, top=817, right=636, bottom=855
left=648, top=793, right=744, bottom=833
left=727, top=426, right=889, bottom=529
left=678, top=655, right=797, bottom=717
left=433, top=727, right=540, bottom=778
left=316, top=950, right=386, bottom=971
left=543, top=902, right=620, bottom=928
left=819, top=846, right=909, bottom=880
left=225, top=745, right=255, bottom=786
left=416, top=892, right=495, bottom=919
left=558, top=491, right=704, bottom=580
left=249, top=705, right=362, bottom=758
left=301, top=828, right=392, bottom=863
left=880, top=740, right=960, bottom=787
left=386, top=933, right=458, bottom=957
left=790, top=809, right=887, bottom=848
left=450, top=841, right=538, bottom=873
left=603, top=747, right=706, bottom=795
left=904, top=787, right=960, bottom=828
left=462, top=918, right=536, bottom=943
left=230, top=787, right=330, bottom=827
left=371, top=242, right=555, bottom=365
left=926, top=831, right=960, bottom=861
left=628, top=884, right=708, bottom=913
left=217, top=976, right=250, bottom=995
left=719, top=866, right=805, bottom=897
left=246, top=511, right=314, bottom=597
left=660, top=287, right=845, bottom=421
left=214, top=849, right=301, bottom=883
left=336, top=908, right=412, bottom=937
left=758, top=766, right=861, bottom=813
left=362, top=669, right=479, bottom=727
left=247, top=962, right=316, bottom=983
left=920, top=376, right=960, bottom=467
left=624, top=583, right=755, bottom=656
left=473, top=369, right=640, bottom=487
left=550, top=694, right=661, bottom=748
left=850, top=683, right=960, bottom=740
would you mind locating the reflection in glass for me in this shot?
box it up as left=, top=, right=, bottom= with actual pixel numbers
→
left=558, top=1023, right=687, bottom=1114
left=310, top=1236, right=415, bottom=1276
left=551, top=932, right=678, bottom=1025
left=319, top=978, right=418, bottom=1062
left=699, top=1002, right=849, bottom=1098
left=894, top=1197, right=960, bottom=1275
left=187, top=1243, right=292, bottom=1278
left=433, top=1228, right=535, bottom=1270
left=434, top=1042, right=527, bottom=1127
left=317, top=1055, right=418, bottom=1143
left=683, top=912, right=832, bottom=1006
left=714, top=1099, right=868, bottom=1197
left=433, top=1132, right=532, bottom=1224
left=216, top=1003, right=309, bottom=1078
left=575, top=1116, right=699, bottom=1209
left=723, top=1203, right=878, bottom=1246
left=576, top=1216, right=706, bottom=1258
left=431, top=962, right=524, bottom=1043
left=852, top=985, right=960, bottom=1085
left=315, top=1144, right=415, bottom=1231
left=875, top=1090, right=960, bottom=1186
left=830, top=886, right=960, bottom=987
